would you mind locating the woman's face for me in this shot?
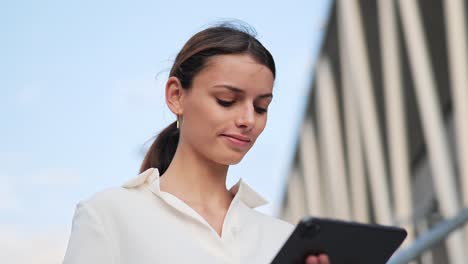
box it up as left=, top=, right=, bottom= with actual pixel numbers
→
left=179, top=54, right=274, bottom=165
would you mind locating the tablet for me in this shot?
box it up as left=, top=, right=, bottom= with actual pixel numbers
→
left=271, top=217, right=407, bottom=264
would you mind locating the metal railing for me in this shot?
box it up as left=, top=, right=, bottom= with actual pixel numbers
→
left=388, top=208, right=468, bottom=264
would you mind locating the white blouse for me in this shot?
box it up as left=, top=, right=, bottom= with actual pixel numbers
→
left=63, top=168, right=294, bottom=264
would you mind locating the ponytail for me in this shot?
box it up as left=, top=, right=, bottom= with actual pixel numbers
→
left=139, top=121, right=179, bottom=174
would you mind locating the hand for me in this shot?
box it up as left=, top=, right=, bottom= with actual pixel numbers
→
left=305, top=254, right=330, bottom=264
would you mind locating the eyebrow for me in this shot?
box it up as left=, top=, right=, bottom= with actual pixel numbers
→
left=212, top=84, right=273, bottom=99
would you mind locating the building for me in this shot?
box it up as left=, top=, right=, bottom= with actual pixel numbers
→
left=280, top=1, right=468, bottom=263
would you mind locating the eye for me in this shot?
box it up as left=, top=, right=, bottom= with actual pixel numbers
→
left=255, top=106, right=268, bottom=114
left=216, top=98, right=235, bottom=107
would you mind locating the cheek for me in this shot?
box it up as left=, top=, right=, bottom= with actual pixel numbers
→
left=255, top=115, right=268, bottom=135
left=183, top=100, right=223, bottom=139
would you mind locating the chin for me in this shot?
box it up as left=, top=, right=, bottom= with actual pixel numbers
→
left=227, top=159, right=242, bottom=165
left=215, top=153, right=245, bottom=165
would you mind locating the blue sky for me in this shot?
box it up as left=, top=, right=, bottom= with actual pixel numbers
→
left=0, top=0, right=330, bottom=262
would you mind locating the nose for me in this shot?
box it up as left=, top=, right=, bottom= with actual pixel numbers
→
left=235, top=103, right=255, bottom=132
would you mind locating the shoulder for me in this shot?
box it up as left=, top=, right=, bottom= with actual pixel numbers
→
left=251, top=208, right=294, bottom=229
left=242, top=205, right=295, bottom=238
left=80, top=187, right=134, bottom=208
left=76, top=184, right=149, bottom=222
left=240, top=206, right=295, bottom=259
left=78, top=168, right=159, bottom=212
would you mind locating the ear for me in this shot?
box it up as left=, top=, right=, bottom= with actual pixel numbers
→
left=165, top=76, right=185, bottom=116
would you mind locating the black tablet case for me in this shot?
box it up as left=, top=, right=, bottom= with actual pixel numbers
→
left=271, top=217, right=407, bottom=264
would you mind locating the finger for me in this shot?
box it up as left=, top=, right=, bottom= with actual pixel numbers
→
left=318, top=254, right=330, bottom=264
left=305, top=255, right=319, bottom=264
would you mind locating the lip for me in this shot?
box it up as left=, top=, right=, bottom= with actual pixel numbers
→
left=220, top=134, right=251, bottom=148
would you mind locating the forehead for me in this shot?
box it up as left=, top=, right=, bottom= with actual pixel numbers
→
left=192, top=54, right=274, bottom=94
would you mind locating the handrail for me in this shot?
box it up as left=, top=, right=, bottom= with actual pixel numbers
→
left=388, top=207, right=468, bottom=264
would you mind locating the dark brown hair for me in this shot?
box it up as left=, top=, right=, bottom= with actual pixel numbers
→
left=140, top=22, right=276, bottom=174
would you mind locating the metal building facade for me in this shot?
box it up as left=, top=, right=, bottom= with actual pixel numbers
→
left=280, top=1, right=468, bottom=263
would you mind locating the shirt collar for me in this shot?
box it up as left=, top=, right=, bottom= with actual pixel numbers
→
left=122, top=167, right=268, bottom=208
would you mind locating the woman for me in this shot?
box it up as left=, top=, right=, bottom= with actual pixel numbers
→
left=63, top=23, right=330, bottom=264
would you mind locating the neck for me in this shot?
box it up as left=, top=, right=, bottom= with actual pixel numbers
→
left=159, top=142, right=233, bottom=209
